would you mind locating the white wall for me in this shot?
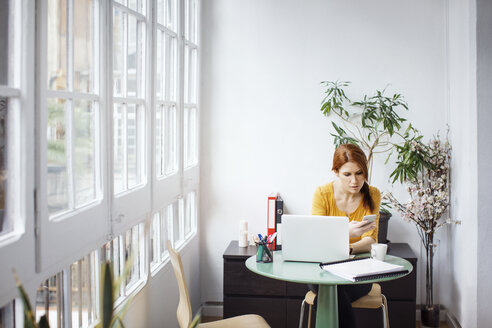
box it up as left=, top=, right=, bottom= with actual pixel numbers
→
left=443, top=0, right=478, bottom=327
left=476, top=0, right=492, bottom=325
left=201, top=0, right=448, bottom=306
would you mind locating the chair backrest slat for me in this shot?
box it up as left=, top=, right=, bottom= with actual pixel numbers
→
left=167, top=241, right=193, bottom=328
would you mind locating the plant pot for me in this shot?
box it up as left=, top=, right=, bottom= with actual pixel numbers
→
left=378, top=211, right=391, bottom=244
left=421, top=305, right=440, bottom=327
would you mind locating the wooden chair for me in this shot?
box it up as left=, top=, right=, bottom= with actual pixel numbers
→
left=299, top=284, right=389, bottom=328
left=167, top=241, right=270, bottom=328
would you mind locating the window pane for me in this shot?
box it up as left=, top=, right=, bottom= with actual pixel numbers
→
left=166, top=36, right=177, bottom=102
left=155, top=105, right=163, bottom=177
left=166, top=0, right=177, bottom=31
left=184, top=47, right=197, bottom=104
left=190, top=0, right=197, bottom=43
left=0, top=1, right=9, bottom=86
left=71, top=255, right=96, bottom=328
left=100, top=238, right=121, bottom=299
left=36, top=273, right=64, bottom=328
left=113, top=9, right=125, bottom=97
left=73, top=100, right=96, bottom=207
left=184, top=46, right=189, bottom=103
left=0, top=300, right=15, bottom=328
left=47, top=0, right=67, bottom=90
left=128, top=0, right=138, bottom=12
left=125, top=224, right=140, bottom=289
left=47, top=98, right=69, bottom=215
left=0, top=97, right=8, bottom=235
left=127, top=15, right=137, bottom=97
left=184, top=107, right=197, bottom=168
left=156, top=0, right=164, bottom=25
left=150, top=213, right=160, bottom=266
left=73, top=0, right=94, bottom=93
left=172, top=200, right=182, bottom=245
left=166, top=204, right=173, bottom=245
left=190, top=48, right=197, bottom=103
left=127, top=104, right=139, bottom=188
left=160, top=210, right=168, bottom=258
left=157, top=105, right=178, bottom=177
left=113, top=103, right=125, bottom=194
left=155, top=32, right=163, bottom=100
left=128, top=0, right=145, bottom=14
left=165, top=105, right=177, bottom=174
left=184, top=192, right=194, bottom=236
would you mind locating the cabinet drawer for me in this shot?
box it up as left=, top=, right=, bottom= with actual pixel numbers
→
left=224, top=260, right=286, bottom=296
left=387, top=300, right=416, bottom=328
left=224, top=296, right=286, bottom=328
left=286, top=281, right=311, bottom=297
left=380, top=266, right=416, bottom=300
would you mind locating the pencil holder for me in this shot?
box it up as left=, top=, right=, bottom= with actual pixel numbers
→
left=256, top=243, right=273, bottom=263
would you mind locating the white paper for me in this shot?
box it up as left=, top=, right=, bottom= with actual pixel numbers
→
left=321, top=258, right=405, bottom=281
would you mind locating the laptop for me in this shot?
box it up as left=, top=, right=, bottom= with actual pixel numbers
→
left=281, top=214, right=349, bottom=263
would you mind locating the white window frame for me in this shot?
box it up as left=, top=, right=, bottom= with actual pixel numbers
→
left=110, top=0, right=152, bottom=235
left=0, top=0, right=36, bottom=307
left=181, top=0, right=199, bottom=198
left=35, top=0, right=110, bottom=273
left=152, top=0, right=181, bottom=211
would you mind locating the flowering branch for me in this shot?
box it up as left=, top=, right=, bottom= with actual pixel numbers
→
left=383, top=135, right=460, bottom=307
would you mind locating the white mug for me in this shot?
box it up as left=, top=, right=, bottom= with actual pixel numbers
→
left=371, top=243, right=388, bottom=261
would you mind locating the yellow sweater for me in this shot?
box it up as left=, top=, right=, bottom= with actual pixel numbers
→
left=312, top=182, right=381, bottom=243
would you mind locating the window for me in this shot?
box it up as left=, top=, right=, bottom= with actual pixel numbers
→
left=0, top=0, right=36, bottom=309
left=70, top=254, right=98, bottom=328
left=112, top=1, right=147, bottom=194
left=150, top=209, right=170, bottom=273
left=1, top=0, right=200, bottom=322
left=155, top=0, right=178, bottom=177
left=168, top=198, right=184, bottom=247
left=36, top=0, right=108, bottom=272
left=0, top=0, right=22, bottom=238
left=100, top=237, right=122, bottom=300
left=35, top=273, right=64, bottom=328
left=0, top=300, right=17, bottom=328
left=184, top=191, right=196, bottom=237
left=46, top=0, right=100, bottom=217
left=100, top=222, right=145, bottom=302
left=183, top=0, right=198, bottom=169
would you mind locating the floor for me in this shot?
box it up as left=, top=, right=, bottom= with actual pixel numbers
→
left=202, top=316, right=450, bottom=327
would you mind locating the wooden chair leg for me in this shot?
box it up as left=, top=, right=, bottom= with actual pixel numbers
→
left=307, top=304, right=312, bottom=328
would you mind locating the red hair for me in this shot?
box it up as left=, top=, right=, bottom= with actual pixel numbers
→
left=332, top=144, right=374, bottom=211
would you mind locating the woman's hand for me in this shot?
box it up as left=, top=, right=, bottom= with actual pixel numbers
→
left=349, top=220, right=376, bottom=238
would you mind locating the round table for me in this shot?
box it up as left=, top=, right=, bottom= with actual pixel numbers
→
left=245, top=251, right=413, bottom=328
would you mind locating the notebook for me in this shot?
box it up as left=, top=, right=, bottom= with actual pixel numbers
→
left=281, top=214, right=349, bottom=263
left=320, top=258, right=408, bottom=282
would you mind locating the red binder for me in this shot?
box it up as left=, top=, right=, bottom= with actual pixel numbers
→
left=267, top=192, right=277, bottom=246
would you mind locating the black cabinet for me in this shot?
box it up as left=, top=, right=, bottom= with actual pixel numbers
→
left=223, top=241, right=417, bottom=328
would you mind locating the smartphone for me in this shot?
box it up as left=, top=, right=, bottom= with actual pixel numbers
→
left=362, top=214, right=377, bottom=224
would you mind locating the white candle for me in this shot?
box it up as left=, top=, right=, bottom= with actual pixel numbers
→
left=238, top=230, right=248, bottom=247
left=239, top=220, right=248, bottom=232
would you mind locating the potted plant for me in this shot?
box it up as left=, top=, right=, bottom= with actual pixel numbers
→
left=320, top=80, right=432, bottom=242
left=385, top=136, right=460, bottom=327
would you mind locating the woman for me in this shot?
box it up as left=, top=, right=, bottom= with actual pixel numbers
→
left=312, top=143, right=381, bottom=328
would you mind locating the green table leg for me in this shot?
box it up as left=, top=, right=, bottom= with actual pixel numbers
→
left=315, top=284, right=338, bottom=328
